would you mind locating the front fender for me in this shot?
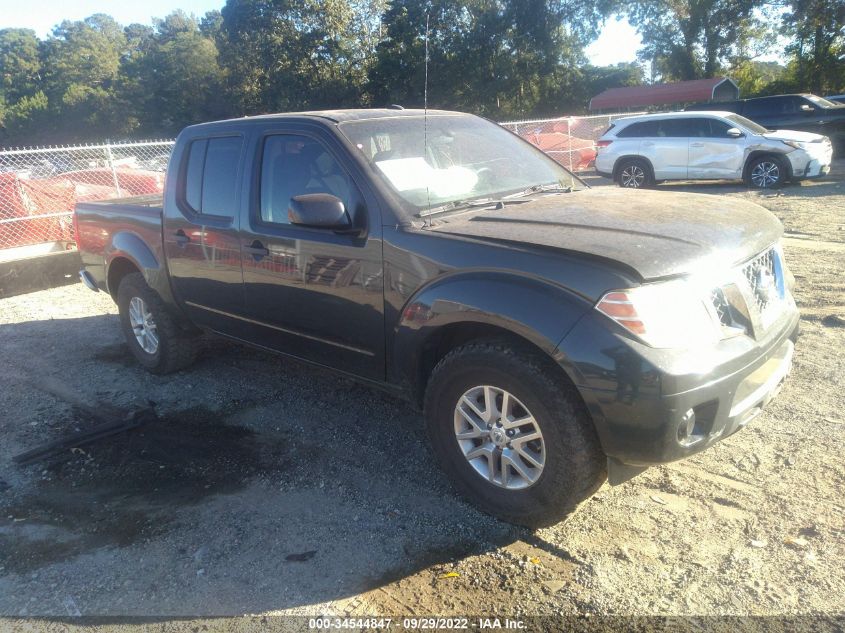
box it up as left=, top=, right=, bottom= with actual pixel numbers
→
left=392, top=271, right=592, bottom=391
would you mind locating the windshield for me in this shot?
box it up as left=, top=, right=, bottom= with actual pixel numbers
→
left=806, top=94, right=838, bottom=108
left=725, top=113, right=769, bottom=134
left=338, top=114, right=579, bottom=217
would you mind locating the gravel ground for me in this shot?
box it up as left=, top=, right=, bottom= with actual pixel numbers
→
left=0, top=162, right=843, bottom=624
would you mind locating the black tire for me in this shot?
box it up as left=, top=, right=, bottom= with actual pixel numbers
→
left=117, top=272, right=199, bottom=374
left=423, top=341, right=607, bottom=528
left=745, top=155, right=787, bottom=189
left=615, top=158, right=654, bottom=188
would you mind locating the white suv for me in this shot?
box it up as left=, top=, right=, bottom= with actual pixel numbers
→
left=594, top=111, right=832, bottom=189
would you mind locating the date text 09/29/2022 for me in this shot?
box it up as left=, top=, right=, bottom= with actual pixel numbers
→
left=308, top=617, right=526, bottom=629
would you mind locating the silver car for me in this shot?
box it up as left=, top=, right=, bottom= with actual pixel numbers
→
left=594, top=111, right=833, bottom=189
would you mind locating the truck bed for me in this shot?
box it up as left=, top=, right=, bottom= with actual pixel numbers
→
left=75, top=193, right=164, bottom=213
left=74, top=194, right=165, bottom=295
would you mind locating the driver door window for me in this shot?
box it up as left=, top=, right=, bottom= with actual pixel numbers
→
left=260, top=135, right=353, bottom=225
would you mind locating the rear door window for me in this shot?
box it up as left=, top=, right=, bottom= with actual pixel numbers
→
left=184, top=140, right=207, bottom=212
left=656, top=118, right=696, bottom=137
left=181, top=136, right=243, bottom=218
left=617, top=121, right=659, bottom=137
left=685, top=118, right=712, bottom=137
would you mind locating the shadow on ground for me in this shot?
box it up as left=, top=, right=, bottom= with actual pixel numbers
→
left=0, top=314, right=545, bottom=616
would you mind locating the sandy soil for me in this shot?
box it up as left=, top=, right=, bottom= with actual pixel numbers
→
left=0, top=162, right=843, bottom=625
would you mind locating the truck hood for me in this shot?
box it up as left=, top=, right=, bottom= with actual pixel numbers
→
left=429, top=188, right=782, bottom=280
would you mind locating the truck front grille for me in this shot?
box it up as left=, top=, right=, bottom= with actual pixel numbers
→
left=709, top=287, right=732, bottom=327
left=741, top=248, right=782, bottom=319
left=708, top=246, right=786, bottom=338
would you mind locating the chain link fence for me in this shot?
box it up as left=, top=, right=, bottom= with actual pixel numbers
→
left=0, top=140, right=174, bottom=255
left=500, top=112, right=646, bottom=173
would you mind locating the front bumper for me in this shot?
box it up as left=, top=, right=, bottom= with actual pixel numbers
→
left=560, top=303, right=800, bottom=469
left=787, top=143, right=833, bottom=179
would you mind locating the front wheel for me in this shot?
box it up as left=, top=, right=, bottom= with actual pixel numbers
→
left=117, top=272, right=199, bottom=374
left=424, top=341, right=607, bottom=528
left=746, top=155, right=787, bottom=189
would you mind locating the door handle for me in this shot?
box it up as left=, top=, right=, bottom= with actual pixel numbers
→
left=243, top=240, right=269, bottom=259
left=642, top=141, right=654, bottom=147
left=174, top=230, right=190, bottom=246
left=690, top=142, right=705, bottom=148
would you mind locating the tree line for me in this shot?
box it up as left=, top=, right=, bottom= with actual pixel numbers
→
left=0, top=0, right=842, bottom=146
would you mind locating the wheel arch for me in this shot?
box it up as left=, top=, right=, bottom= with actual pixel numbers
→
left=106, top=256, right=142, bottom=301
left=391, top=272, right=592, bottom=407
left=612, top=155, right=655, bottom=182
left=105, top=231, right=160, bottom=299
left=743, top=150, right=793, bottom=182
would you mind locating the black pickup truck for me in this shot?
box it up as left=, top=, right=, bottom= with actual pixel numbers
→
left=75, top=109, right=799, bottom=527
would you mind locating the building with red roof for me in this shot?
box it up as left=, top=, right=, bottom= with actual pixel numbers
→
left=589, top=77, right=740, bottom=112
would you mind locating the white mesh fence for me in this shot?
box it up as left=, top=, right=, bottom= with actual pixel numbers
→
left=0, top=140, right=174, bottom=252
left=500, top=112, right=647, bottom=173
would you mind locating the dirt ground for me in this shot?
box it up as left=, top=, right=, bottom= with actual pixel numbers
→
left=0, top=162, right=843, bottom=625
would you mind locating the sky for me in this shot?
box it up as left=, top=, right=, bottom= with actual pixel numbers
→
left=585, top=17, right=642, bottom=67
left=0, top=0, right=225, bottom=36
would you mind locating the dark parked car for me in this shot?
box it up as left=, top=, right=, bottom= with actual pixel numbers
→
left=826, top=95, right=845, bottom=105
left=74, top=109, right=800, bottom=527
left=687, top=93, right=845, bottom=153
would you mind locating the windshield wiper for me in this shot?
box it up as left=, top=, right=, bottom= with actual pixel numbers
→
left=506, top=183, right=573, bottom=198
left=418, top=183, right=573, bottom=218
left=418, top=196, right=533, bottom=218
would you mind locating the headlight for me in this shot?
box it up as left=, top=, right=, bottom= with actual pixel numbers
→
left=595, top=279, right=722, bottom=349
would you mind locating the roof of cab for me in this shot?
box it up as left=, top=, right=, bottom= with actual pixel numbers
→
left=185, top=108, right=467, bottom=131
left=610, top=110, right=737, bottom=125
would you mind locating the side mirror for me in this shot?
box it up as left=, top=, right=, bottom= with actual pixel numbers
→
left=726, top=127, right=744, bottom=138
left=800, top=104, right=814, bottom=112
left=289, top=193, right=350, bottom=229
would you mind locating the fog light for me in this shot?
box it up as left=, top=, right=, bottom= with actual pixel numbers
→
left=677, top=408, right=696, bottom=445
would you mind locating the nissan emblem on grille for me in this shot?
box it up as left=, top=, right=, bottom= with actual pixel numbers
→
left=709, top=247, right=787, bottom=338
left=743, top=247, right=786, bottom=330
left=754, top=266, right=778, bottom=307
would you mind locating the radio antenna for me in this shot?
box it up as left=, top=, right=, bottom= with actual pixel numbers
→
left=424, top=12, right=430, bottom=112
left=424, top=10, right=431, bottom=224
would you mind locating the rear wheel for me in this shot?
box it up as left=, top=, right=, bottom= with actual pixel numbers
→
left=424, top=341, right=607, bottom=528
left=615, top=158, right=654, bottom=188
left=117, top=272, right=199, bottom=374
left=746, top=155, right=787, bottom=188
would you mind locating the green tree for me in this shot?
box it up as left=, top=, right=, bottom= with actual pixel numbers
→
left=368, top=0, right=604, bottom=119
left=626, top=0, right=764, bottom=81
left=219, top=0, right=365, bottom=114
left=729, top=59, right=786, bottom=95
left=781, top=0, right=844, bottom=94
left=0, top=28, right=41, bottom=103
left=137, top=13, right=228, bottom=135
left=40, top=14, right=132, bottom=140
left=0, top=90, right=50, bottom=144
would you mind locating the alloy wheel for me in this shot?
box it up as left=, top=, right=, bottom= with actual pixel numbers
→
left=453, top=385, right=546, bottom=490
left=620, top=164, right=646, bottom=188
left=751, top=161, right=781, bottom=188
left=128, top=296, right=159, bottom=354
